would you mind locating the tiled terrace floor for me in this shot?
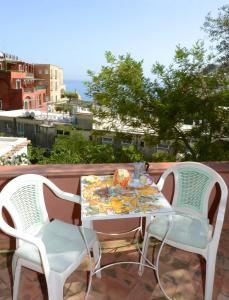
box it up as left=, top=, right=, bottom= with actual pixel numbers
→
left=1, top=227, right=229, bottom=300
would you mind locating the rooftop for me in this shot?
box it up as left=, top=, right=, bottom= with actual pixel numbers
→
left=0, top=137, right=29, bottom=158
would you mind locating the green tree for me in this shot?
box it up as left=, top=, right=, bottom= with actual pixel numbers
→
left=86, top=51, right=155, bottom=132
left=151, top=151, right=176, bottom=162
left=203, top=5, right=229, bottom=65
left=28, top=131, right=144, bottom=164
left=55, top=103, right=72, bottom=114
left=115, top=145, right=144, bottom=163
left=87, top=45, right=229, bottom=161
left=49, top=132, right=145, bottom=164
left=151, top=42, right=229, bottom=161
left=61, top=91, right=80, bottom=100
left=28, top=145, right=48, bottom=164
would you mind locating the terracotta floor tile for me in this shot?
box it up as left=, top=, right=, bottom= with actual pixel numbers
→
left=1, top=226, right=229, bottom=300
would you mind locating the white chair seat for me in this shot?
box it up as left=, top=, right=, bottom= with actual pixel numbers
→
left=15, top=219, right=97, bottom=273
left=148, top=214, right=213, bottom=249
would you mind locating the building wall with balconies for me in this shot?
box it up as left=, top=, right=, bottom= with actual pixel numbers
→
left=0, top=52, right=47, bottom=111
left=34, top=64, right=65, bottom=110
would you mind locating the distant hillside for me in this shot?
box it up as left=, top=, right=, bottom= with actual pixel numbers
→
left=64, top=80, right=91, bottom=100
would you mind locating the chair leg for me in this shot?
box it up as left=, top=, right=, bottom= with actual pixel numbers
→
left=92, top=240, right=101, bottom=279
left=85, top=266, right=93, bottom=300
left=204, top=248, right=217, bottom=300
left=138, top=233, right=150, bottom=276
left=47, top=273, right=64, bottom=300
left=12, top=259, right=22, bottom=300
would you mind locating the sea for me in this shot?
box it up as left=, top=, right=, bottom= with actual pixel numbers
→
left=64, top=79, right=91, bottom=100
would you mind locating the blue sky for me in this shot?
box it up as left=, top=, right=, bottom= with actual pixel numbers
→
left=0, top=0, right=227, bottom=80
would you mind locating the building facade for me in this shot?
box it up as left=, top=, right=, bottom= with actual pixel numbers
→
left=0, top=52, right=47, bottom=111
left=0, top=108, right=170, bottom=158
left=34, top=64, right=65, bottom=110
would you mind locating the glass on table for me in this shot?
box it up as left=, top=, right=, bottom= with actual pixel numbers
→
left=133, top=162, right=149, bottom=180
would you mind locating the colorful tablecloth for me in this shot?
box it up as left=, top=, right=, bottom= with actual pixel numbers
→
left=81, top=175, right=171, bottom=220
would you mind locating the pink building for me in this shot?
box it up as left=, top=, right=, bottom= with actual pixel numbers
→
left=0, top=51, right=47, bottom=111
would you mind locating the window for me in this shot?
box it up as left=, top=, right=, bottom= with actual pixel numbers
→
left=55, top=82, right=58, bottom=91
left=121, top=139, right=132, bottom=146
left=102, top=137, right=113, bottom=144
left=34, top=125, right=40, bottom=135
left=156, top=141, right=169, bottom=151
left=55, top=70, right=57, bottom=79
left=44, top=69, right=49, bottom=74
left=38, top=70, right=42, bottom=74
left=0, top=63, right=3, bottom=70
left=39, top=95, right=42, bottom=106
left=57, top=129, right=64, bottom=135
left=24, top=100, right=28, bottom=109
left=17, top=123, right=24, bottom=135
left=140, top=141, right=145, bottom=147
left=35, top=125, right=40, bottom=134
left=0, top=99, right=2, bottom=110
left=6, top=123, right=12, bottom=133
left=16, top=79, right=21, bottom=89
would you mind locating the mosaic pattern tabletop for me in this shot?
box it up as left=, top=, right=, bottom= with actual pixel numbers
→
left=81, top=175, right=172, bottom=221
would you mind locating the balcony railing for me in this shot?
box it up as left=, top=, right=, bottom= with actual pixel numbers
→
left=35, top=85, right=46, bottom=90
left=23, top=87, right=34, bottom=92
left=26, top=72, right=33, bottom=77
left=23, top=86, right=46, bottom=93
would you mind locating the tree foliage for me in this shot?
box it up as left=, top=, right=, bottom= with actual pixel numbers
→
left=55, top=103, right=72, bottom=114
left=86, top=51, right=155, bottom=131
left=61, top=91, right=80, bottom=99
left=28, top=131, right=144, bottom=164
left=203, top=5, right=229, bottom=65
left=86, top=45, right=229, bottom=161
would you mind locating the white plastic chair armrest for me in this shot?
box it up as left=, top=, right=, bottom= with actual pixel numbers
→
left=156, top=171, right=169, bottom=191
left=56, top=191, right=81, bottom=204
left=0, top=217, right=50, bottom=279
left=43, top=178, right=81, bottom=204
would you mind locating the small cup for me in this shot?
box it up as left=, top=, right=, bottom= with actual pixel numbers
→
left=133, top=162, right=149, bottom=179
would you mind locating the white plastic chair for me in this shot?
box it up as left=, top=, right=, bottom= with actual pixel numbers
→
left=139, top=162, right=228, bottom=300
left=0, top=174, right=100, bottom=300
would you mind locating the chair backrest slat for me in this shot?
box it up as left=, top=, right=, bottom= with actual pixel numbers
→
left=175, top=167, right=214, bottom=214
left=0, top=175, right=50, bottom=241
left=10, top=184, right=44, bottom=231
left=157, top=162, right=227, bottom=220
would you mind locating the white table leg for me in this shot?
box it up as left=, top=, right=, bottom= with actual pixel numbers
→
left=138, top=216, right=152, bottom=276
left=82, top=220, right=93, bottom=229
left=82, top=220, right=101, bottom=279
